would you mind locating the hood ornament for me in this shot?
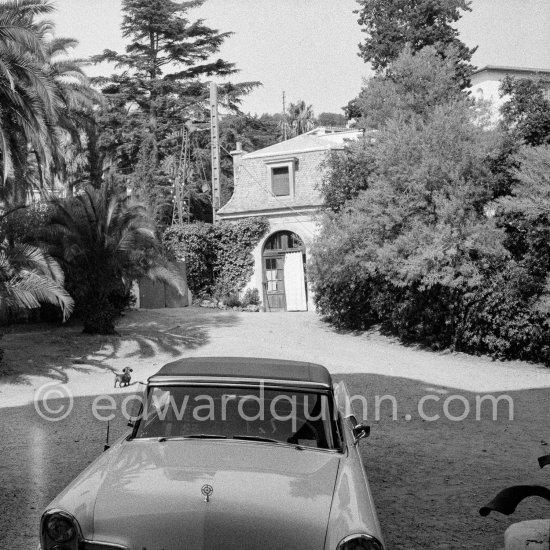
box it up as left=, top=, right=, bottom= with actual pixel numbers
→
left=201, top=484, right=213, bottom=502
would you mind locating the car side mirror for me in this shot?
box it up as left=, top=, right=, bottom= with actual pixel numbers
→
left=352, top=423, right=370, bottom=445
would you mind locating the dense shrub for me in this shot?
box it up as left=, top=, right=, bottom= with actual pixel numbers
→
left=222, top=293, right=241, bottom=308
left=164, top=218, right=268, bottom=299
left=312, top=261, right=550, bottom=363
left=241, top=288, right=260, bottom=307
left=311, top=57, right=550, bottom=365
left=455, top=263, right=550, bottom=362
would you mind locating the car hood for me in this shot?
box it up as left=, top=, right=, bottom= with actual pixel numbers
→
left=90, top=439, right=340, bottom=550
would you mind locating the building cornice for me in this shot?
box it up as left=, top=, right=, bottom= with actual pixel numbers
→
left=243, top=145, right=344, bottom=160
left=472, top=65, right=550, bottom=77
left=218, top=204, right=321, bottom=219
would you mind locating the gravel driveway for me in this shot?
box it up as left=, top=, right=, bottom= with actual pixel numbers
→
left=1, top=307, right=549, bottom=548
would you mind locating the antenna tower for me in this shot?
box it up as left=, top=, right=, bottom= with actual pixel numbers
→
left=171, top=124, right=192, bottom=227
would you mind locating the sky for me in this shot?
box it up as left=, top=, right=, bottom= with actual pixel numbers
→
left=52, top=0, right=550, bottom=116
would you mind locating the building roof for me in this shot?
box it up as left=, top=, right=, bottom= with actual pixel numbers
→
left=217, top=127, right=366, bottom=217
left=149, top=357, right=332, bottom=388
left=243, top=127, right=363, bottom=159
left=472, top=65, right=550, bottom=80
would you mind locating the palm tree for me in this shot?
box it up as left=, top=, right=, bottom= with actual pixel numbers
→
left=45, top=184, right=185, bottom=334
left=44, top=36, right=104, bottom=195
left=0, top=0, right=59, bottom=195
left=287, top=100, right=315, bottom=137
left=0, top=1, right=102, bottom=201
left=46, top=37, right=102, bottom=130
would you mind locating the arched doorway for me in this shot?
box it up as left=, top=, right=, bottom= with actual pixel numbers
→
left=262, top=231, right=307, bottom=312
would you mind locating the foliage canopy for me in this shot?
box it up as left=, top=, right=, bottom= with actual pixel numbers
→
left=499, top=75, right=550, bottom=147
left=355, top=0, right=476, bottom=87
left=312, top=47, right=550, bottom=363
left=92, top=0, right=259, bottom=224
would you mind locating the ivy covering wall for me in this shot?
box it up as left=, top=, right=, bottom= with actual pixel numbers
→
left=163, top=218, right=269, bottom=299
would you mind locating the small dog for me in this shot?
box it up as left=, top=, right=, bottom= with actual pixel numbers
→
left=114, top=367, right=133, bottom=388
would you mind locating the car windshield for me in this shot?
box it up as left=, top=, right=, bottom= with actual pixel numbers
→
left=133, top=385, right=339, bottom=450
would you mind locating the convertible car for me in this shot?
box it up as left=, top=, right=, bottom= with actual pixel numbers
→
left=40, top=357, right=384, bottom=550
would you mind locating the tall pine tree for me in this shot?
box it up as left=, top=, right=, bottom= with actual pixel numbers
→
left=93, top=0, right=258, bottom=223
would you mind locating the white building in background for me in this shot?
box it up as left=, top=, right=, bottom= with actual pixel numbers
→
left=470, top=65, right=550, bottom=117
left=217, top=127, right=363, bottom=312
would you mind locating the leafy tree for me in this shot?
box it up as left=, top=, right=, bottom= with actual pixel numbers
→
left=456, top=146, right=550, bottom=361
left=318, top=138, right=375, bottom=212
left=355, top=0, right=476, bottom=87
left=309, top=100, right=537, bottom=357
left=312, top=29, right=550, bottom=362
left=44, top=184, right=185, bottom=334
left=92, top=0, right=259, bottom=223
left=327, top=47, right=470, bottom=213
left=349, top=46, right=465, bottom=128
left=499, top=75, right=550, bottom=147
left=220, top=113, right=281, bottom=153
left=317, top=112, right=347, bottom=127
left=496, top=145, right=550, bottom=277
left=197, top=113, right=282, bottom=209
left=313, top=102, right=504, bottom=293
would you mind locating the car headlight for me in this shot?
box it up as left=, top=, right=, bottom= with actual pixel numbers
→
left=41, top=510, right=80, bottom=550
left=46, top=515, right=76, bottom=543
left=336, top=534, right=384, bottom=550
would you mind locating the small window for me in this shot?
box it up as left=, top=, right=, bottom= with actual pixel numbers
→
left=271, top=166, right=290, bottom=196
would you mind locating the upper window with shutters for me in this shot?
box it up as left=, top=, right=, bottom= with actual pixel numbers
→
left=265, top=158, right=296, bottom=198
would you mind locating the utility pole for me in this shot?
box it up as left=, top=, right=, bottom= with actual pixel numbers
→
left=282, top=91, right=287, bottom=141
left=209, top=82, right=221, bottom=224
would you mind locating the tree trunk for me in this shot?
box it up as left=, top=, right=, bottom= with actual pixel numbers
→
left=81, top=292, right=117, bottom=335
left=87, top=122, right=103, bottom=189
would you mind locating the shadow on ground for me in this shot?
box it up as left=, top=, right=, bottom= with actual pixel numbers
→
left=0, top=308, right=240, bottom=384
left=1, top=371, right=549, bottom=549
left=336, top=373, right=550, bottom=550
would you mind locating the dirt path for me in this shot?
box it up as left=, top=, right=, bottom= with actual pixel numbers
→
left=1, top=307, right=550, bottom=548
left=2, top=307, right=549, bottom=405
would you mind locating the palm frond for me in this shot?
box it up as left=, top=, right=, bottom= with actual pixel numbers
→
left=5, top=270, right=73, bottom=320
left=0, top=238, right=74, bottom=320
left=146, top=264, right=186, bottom=296
left=0, top=125, right=13, bottom=182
